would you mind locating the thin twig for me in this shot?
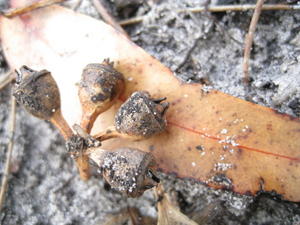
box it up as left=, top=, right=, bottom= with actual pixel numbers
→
left=175, top=36, right=203, bottom=73
left=178, top=4, right=300, bottom=13
left=0, top=71, right=14, bottom=91
left=119, top=16, right=143, bottom=26
left=1, top=0, right=66, bottom=18
left=91, top=0, right=129, bottom=39
left=0, top=94, right=17, bottom=212
left=53, top=176, right=74, bottom=193
left=71, top=0, right=82, bottom=11
left=119, top=4, right=300, bottom=26
left=243, top=0, right=265, bottom=84
left=203, top=1, right=243, bottom=46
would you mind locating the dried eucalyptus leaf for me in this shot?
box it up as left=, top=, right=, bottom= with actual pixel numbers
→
left=102, top=208, right=155, bottom=225
left=156, top=186, right=198, bottom=225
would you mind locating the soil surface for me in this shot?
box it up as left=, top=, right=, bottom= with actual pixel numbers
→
left=1, top=0, right=300, bottom=224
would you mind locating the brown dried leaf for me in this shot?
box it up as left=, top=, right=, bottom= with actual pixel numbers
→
left=156, top=185, right=198, bottom=225
left=1, top=2, right=300, bottom=201
left=102, top=208, right=155, bottom=225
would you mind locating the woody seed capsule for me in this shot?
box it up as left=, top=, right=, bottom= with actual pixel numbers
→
left=91, top=147, right=160, bottom=197
left=115, top=91, right=169, bottom=139
left=78, top=59, right=125, bottom=133
left=13, top=66, right=92, bottom=181
left=94, top=91, right=169, bottom=141
left=14, top=66, right=60, bottom=120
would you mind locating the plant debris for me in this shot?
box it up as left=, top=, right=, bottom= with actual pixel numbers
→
left=94, top=91, right=169, bottom=141
left=90, top=147, right=159, bottom=197
left=0, top=92, right=16, bottom=212
left=79, top=59, right=125, bottom=133
left=156, top=184, right=198, bottom=225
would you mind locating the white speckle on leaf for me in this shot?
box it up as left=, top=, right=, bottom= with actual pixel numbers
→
left=233, top=119, right=239, bottom=124
left=219, top=135, right=239, bottom=147
left=214, top=163, right=233, bottom=171
left=201, top=85, right=213, bottom=93
left=220, top=155, right=226, bottom=160
left=242, top=125, right=250, bottom=132
left=220, top=128, right=228, bottom=134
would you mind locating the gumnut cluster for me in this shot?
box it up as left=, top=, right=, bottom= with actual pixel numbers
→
left=14, top=59, right=169, bottom=197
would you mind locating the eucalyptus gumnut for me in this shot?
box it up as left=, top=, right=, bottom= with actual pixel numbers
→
left=78, top=59, right=125, bottom=133
left=13, top=66, right=61, bottom=120
left=93, top=147, right=160, bottom=197
left=13, top=66, right=92, bottom=181
left=115, top=91, right=169, bottom=140
left=13, top=65, right=73, bottom=142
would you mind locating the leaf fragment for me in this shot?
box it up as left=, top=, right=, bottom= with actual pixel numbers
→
left=156, top=185, right=198, bottom=225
